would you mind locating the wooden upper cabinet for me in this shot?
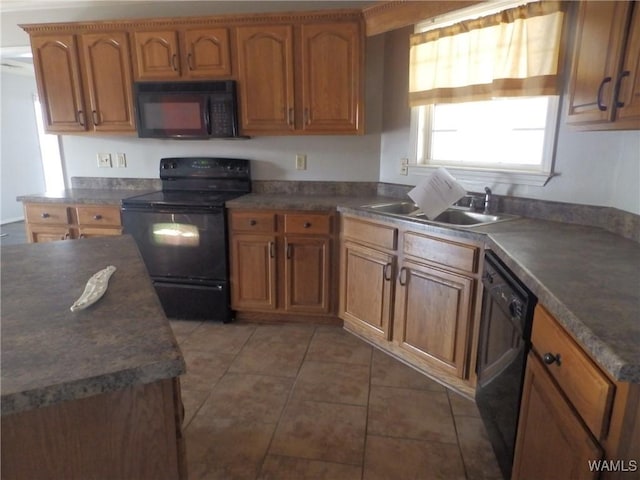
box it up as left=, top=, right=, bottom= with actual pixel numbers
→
left=133, top=30, right=181, bottom=80
left=133, top=28, right=231, bottom=80
left=301, top=22, right=362, bottom=133
left=79, top=32, right=135, bottom=132
left=566, top=1, right=640, bottom=129
left=236, top=25, right=295, bottom=133
left=31, top=34, right=86, bottom=132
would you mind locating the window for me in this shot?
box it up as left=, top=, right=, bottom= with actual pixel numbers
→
left=408, top=1, right=565, bottom=186
left=33, top=95, right=65, bottom=192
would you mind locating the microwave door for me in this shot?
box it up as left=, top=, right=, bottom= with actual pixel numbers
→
left=137, top=94, right=209, bottom=138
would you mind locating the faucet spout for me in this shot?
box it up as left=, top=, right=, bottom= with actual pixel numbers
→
left=484, top=187, right=492, bottom=214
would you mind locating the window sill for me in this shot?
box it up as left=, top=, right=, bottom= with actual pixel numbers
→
left=408, top=165, right=556, bottom=187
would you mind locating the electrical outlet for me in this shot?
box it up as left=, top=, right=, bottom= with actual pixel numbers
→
left=401, top=157, right=409, bottom=166
left=400, top=165, right=409, bottom=176
left=116, top=153, right=127, bottom=168
left=97, top=153, right=112, bottom=168
left=295, top=154, right=307, bottom=170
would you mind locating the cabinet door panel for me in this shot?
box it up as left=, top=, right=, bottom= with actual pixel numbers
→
left=27, top=225, right=72, bottom=243
left=183, top=28, right=231, bottom=78
left=80, top=32, right=135, bottom=132
left=133, top=31, right=180, bottom=80
left=340, top=242, right=394, bottom=341
left=617, top=6, right=640, bottom=123
left=394, top=260, right=472, bottom=378
left=31, top=35, right=86, bottom=132
left=236, top=26, right=295, bottom=132
left=301, top=23, right=361, bottom=133
left=284, top=237, right=330, bottom=313
left=512, top=353, right=602, bottom=480
left=566, top=1, right=631, bottom=124
left=230, top=234, right=277, bottom=310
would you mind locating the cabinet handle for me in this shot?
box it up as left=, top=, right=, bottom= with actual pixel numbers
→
left=286, top=243, right=292, bottom=259
left=187, top=53, right=194, bottom=70
left=269, top=241, right=275, bottom=258
left=303, top=222, right=311, bottom=228
left=77, top=110, right=85, bottom=127
left=64, top=233, right=70, bottom=240
left=597, top=76, right=612, bottom=112
left=93, top=214, right=102, bottom=220
left=92, top=110, right=99, bottom=125
left=79, top=234, right=86, bottom=239
left=171, top=54, right=178, bottom=71
left=287, top=108, right=294, bottom=126
left=41, top=212, right=50, bottom=219
left=398, top=267, right=408, bottom=286
left=249, top=219, right=257, bottom=226
left=383, top=263, right=392, bottom=281
left=543, top=352, right=561, bottom=366
left=304, top=108, right=310, bottom=125
left=614, top=70, right=631, bottom=108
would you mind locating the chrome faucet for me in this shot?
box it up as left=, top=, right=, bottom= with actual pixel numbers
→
left=484, top=187, right=492, bottom=214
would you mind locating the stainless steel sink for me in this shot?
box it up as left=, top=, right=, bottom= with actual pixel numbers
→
left=361, top=202, right=517, bottom=227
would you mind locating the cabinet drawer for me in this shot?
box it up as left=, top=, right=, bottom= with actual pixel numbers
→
left=342, top=217, right=397, bottom=250
left=229, top=211, right=276, bottom=233
left=76, top=205, right=121, bottom=226
left=24, top=204, right=69, bottom=225
left=531, top=305, right=614, bottom=440
left=284, top=213, right=331, bottom=235
left=403, top=232, right=479, bottom=273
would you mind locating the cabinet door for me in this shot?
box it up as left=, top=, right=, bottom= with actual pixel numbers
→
left=616, top=6, right=640, bottom=123
left=340, top=241, right=395, bottom=341
left=80, top=32, right=135, bottom=132
left=182, top=28, right=231, bottom=78
left=512, top=353, right=602, bottom=479
left=27, top=225, right=72, bottom=243
left=566, top=1, right=631, bottom=125
left=284, top=236, right=330, bottom=314
left=393, top=260, right=473, bottom=379
left=133, top=31, right=180, bottom=80
left=31, top=34, right=86, bottom=133
left=236, top=25, right=295, bottom=133
left=301, top=22, right=362, bottom=134
left=230, top=234, right=277, bottom=310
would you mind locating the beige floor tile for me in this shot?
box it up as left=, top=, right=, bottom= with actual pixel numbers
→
left=448, top=390, right=481, bottom=418
left=229, top=340, right=309, bottom=377
left=180, top=388, right=210, bottom=427
left=181, top=323, right=256, bottom=354
left=371, top=348, right=446, bottom=391
left=179, top=350, right=236, bottom=391
left=248, top=324, right=316, bottom=345
left=363, top=435, right=466, bottom=480
left=270, top=400, right=367, bottom=465
left=170, top=319, right=203, bottom=337
left=291, top=360, right=370, bottom=406
left=186, top=418, right=276, bottom=479
left=454, top=416, right=503, bottom=480
left=306, top=328, right=372, bottom=365
left=368, top=385, right=458, bottom=444
left=196, top=373, right=294, bottom=423
left=258, top=455, right=362, bottom=480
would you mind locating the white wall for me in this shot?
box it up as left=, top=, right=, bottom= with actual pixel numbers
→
left=0, top=71, right=45, bottom=223
left=377, top=27, right=640, bottom=215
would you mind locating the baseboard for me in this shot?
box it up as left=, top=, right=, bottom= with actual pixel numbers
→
left=1, top=217, right=25, bottom=225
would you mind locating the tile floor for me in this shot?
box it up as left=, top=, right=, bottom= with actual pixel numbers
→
left=170, top=320, right=502, bottom=480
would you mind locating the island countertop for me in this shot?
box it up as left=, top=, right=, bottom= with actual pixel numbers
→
left=0, top=235, right=186, bottom=416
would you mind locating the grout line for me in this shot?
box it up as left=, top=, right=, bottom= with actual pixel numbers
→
left=360, top=344, right=374, bottom=480
left=447, top=389, right=471, bottom=480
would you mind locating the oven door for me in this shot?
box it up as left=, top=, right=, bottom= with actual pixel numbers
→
left=121, top=206, right=227, bottom=280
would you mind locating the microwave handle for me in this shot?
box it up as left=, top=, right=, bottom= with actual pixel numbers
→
left=205, top=98, right=211, bottom=135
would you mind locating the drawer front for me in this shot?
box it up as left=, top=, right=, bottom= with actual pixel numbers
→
left=76, top=205, right=122, bottom=226
left=342, top=216, right=397, bottom=250
left=403, top=232, right=479, bottom=273
left=532, top=305, right=614, bottom=440
left=284, top=213, right=331, bottom=235
left=229, top=211, right=276, bottom=233
left=24, top=204, right=69, bottom=225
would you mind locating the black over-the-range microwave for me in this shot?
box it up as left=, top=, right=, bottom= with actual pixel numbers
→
left=134, top=80, right=241, bottom=139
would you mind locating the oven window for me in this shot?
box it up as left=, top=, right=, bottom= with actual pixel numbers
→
left=152, top=222, right=200, bottom=247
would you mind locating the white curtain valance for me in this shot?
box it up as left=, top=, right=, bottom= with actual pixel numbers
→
left=409, top=1, right=566, bottom=106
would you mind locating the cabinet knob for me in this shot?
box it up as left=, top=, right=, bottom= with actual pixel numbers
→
left=93, top=214, right=103, bottom=220
left=543, top=352, right=561, bottom=366
left=41, top=212, right=50, bottom=218
left=303, top=222, right=311, bottom=228
left=249, top=219, right=257, bottom=226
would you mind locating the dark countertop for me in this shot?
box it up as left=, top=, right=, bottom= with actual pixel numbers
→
left=0, top=235, right=185, bottom=416
left=17, top=188, right=154, bottom=205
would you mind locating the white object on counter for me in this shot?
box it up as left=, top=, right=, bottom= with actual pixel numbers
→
left=70, top=265, right=117, bottom=312
left=408, top=167, right=467, bottom=220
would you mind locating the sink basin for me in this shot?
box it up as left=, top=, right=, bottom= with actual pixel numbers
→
left=361, top=202, right=517, bottom=227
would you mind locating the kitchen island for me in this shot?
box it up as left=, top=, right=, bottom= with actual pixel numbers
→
left=1, top=235, right=186, bottom=480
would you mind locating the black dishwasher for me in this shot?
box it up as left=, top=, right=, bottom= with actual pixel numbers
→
left=476, top=250, right=537, bottom=479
